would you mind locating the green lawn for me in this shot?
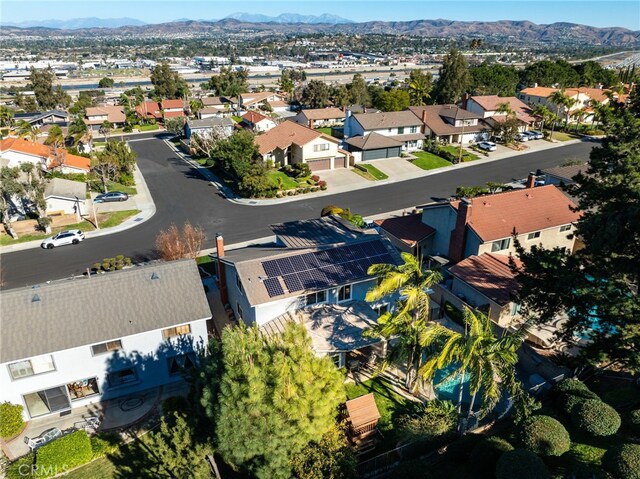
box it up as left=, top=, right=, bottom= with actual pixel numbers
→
left=315, top=127, right=333, bottom=136
left=438, top=146, right=480, bottom=162
left=105, top=181, right=137, bottom=196
left=412, top=151, right=453, bottom=170
left=61, top=456, right=116, bottom=479
left=232, top=115, right=243, bottom=123
left=360, top=164, right=389, bottom=180
left=267, top=170, right=299, bottom=190
left=137, top=124, right=159, bottom=132
left=551, top=131, right=580, bottom=142
left=98, top=210, right=141, bottom=228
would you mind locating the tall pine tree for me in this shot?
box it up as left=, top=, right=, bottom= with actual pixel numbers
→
left=435, top=49, right=471, bottom=104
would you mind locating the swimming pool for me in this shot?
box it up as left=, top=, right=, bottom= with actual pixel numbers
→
left=433, top=364, right=472, bottom=405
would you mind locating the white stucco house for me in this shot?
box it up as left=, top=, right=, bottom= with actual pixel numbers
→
left=44, top=178, right=87, bottom=219
left=0, top=260, right=212, bottom=420
left=0, top=137, right=90, bottom=174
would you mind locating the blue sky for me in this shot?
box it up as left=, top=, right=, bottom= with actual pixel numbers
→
left=3, top=0, right=640, bottom=30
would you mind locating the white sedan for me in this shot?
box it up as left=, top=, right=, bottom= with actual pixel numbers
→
left=41, top=230, right=85, bottom=249
left=477, top=141, right=497, bottom=152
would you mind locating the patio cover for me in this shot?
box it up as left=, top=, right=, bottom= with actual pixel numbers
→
left=346, top=393, right=381, bottom=431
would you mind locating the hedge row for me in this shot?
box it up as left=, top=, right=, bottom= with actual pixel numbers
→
left=0, top=402, right=25, bottom=439
left=602, top=443, right=640, bottom=479
left=35, top=430, right=94, bottom=477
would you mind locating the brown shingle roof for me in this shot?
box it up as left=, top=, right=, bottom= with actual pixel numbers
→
left=542, top=163, right=587, bottom=183
left=450, top=185, right=580, bottom=241
left=161, top=99, right=184, bottom=110
left=353, top=110, right=422, bottom=130
left=254, top=121, right=325, bottom=155
left=85, top=105, right=126, bottom=124
left=448, top=253, right=522, bottom=306
left=375, top=214, right=435, bottom=248
left=242, top=110, right=271, bottom=125
left=300, top=107, right=345, bottom=120
left=345, top=132, right=403, bottom=150
left=409, top=105, right=490, bottom=136
left=346, top=393, right=381, bottom=430
left=469, top=96, right=535, bottom=124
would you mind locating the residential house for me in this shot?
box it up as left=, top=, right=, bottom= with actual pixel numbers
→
left=343, top=110, right=425, bottom=157
left=291, top=107, right=345, bottom=129
left=84, top=105, right=126, bottom=131
left=13, top=110, right=69, bottom=128
left=517, top=86, right=614, bottom=123
left=463, top=95, right=534, bottom=131
left=420, top=176, right=581, bottom=263
left=184, top=117, right=235, bottom=140
left=542, top=163, right=587, bottom=187
left=239, top=91, right=289, bottom=113
left=0, top=137, right=90, bottom=174
left=213, top=217, right=407, bottom=367
left=199, top=96, right=238, bottom=118
left=254, top=121, right=349, bottom=171
left=161, top=99, right=185, bottom=120
left=344, top=133, right=404, bottom=163
left=409, top=105, right=491, bottom=145
left=44, top=178, right=87, bottom=220
left=241, top=111, right=277, bottom=133
left=374, top=213, right=436, bottom=258
left=0, top=259, right=212, bottom=420
left=135, top=101, right=162, bottom=122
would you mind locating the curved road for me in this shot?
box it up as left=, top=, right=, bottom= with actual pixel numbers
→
left=0, top=138, right=594, bottom=289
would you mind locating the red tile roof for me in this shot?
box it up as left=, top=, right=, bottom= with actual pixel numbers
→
left=135, top=101, right=162, bottom=119
left=448, top=253, right=522, bottom=306
left=374, top=214, right=435, bottom=248
left=161, top=99, right=184, bottom=110
left=242, top=111, right=271, bottom=125
left=162, top=111, right=185, bottom=119
left=254, top=121, right=329, bottom=155
left=0, top=138, right=90, bottom=172
left=450, top=185, right=580, bottom=241
left=469, top=96, right=535, bottom=124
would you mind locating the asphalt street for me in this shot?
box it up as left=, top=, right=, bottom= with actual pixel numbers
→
left=0, top=137, right=595, bottom=289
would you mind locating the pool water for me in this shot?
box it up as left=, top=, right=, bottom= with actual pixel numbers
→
left=433, top=364, right=472, bottom=405
left=573, top=312, right=617, bottom=341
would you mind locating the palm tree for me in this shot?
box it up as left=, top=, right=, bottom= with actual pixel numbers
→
left=189, top=99, right=204, bottom=118
left=17, top=120, right=41, bottom=143
left=99, top=120, right=112, bottom=141
left=365, top=252, right=442, bottom=390
left=0, top=106, right=14, bottom=130
left=419, top=307, right=528, bottom=431
left=496, top=102, right=515, bottom=117
left=44, top=125, right=64, bottom=149
left=531, top=104, right=552, bottom=132
left=408, top=73, right=431, bottom=107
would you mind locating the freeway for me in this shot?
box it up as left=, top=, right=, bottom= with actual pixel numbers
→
left=0, top=138, right=594, bottom=289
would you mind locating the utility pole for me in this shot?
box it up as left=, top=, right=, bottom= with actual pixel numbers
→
left=458, top=119, right=466, bottom=164
left=92, top=202, right=100, bottom=230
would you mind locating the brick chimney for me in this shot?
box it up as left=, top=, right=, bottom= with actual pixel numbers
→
left=216, top=233, right=228, bottom=305
left=525, top=172, right=536, bottom=189
left=461, top=93, right=470, bottom=110
left=448, top=198, right=472, bottom=263
left=421, top=110, right=428, bottom=134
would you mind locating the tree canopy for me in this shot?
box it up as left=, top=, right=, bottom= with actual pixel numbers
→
left=203, top=67, right=249, bottom=97
left=150, top=62, right=188, bottom=99
left=302, top=80, right=332, bottom=109
left=435, top=49, right=471, bottom=104
left=28, top=67, right=70, bottom=110
left=469, top=63, right=519, bottom=97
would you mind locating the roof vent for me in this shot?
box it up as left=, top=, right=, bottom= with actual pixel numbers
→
left=32, top=294, right=41, bottom=302
left=151, top=272, right=160, bottom=280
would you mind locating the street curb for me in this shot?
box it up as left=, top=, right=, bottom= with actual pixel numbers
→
left=0, top=167, right=157, bottom=254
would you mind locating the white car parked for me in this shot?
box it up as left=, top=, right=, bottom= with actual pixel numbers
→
left=515, top=133, right=530, bottom=142
left=477, top=141, right=497, bottom=152
left=527, top=130, right=544, bottom=140
left=41, top=230, right=85, bottom=249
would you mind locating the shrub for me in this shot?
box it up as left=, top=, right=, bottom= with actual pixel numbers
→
left=163, top=395, right=189, bottom=414
left=560, top=389, right=600, bottom=415
left=5, top=453, right=35, bottom=479
left=36, top=430, right=93, bottom=477
left=552, top=378, right=591, bottom=397
left=311, top=175, right=320, bottom=182
left=391, top=460, right=433, bottom=478
left=602, top=443, right=640, bottom=479
left=0, top=402, right=25, bottom=439
left=398, top=400, right=457, bottom=443
left=520, top=415, right=570, bottom=456
left=292, top=163, right=311, bottom=178
left=321, top=205, right=343, bottom=216
left=496, top=448, right=551, bottom=479
left=318, top=180, right=327, bottom=190
left=470, top=436, right=514, bottom=478
left=90, top=432, right=120, bottom=458
left=571, top=399, right=621, bottom=436
left=311, top=186, right=319, bottom=192
left=443, top=433, right=482, bottom=461
left=627, top=409, right=640, bottom=435
left=444, top=301, right=464, bottom=326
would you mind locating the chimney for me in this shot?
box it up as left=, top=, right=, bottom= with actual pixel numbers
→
left=448, top=198, right=472, bottom=263
left=525, top=172, right=536, bottom=189
left=461, top=93, right=470, bottom=110
left=533, top=82, right=538, bottom=88
left=216, top=233, right=228, bottom=305
left=421, top=110, right=428, bottom=133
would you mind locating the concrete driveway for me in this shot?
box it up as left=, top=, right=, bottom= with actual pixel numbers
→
left=364, top=157, right=422, bottom=178
left=321, top=168, right=370, bottom=190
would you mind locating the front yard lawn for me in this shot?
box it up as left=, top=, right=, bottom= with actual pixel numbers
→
left=438, top=145, right=480, bottom=162
left=267, top=170, right=299, bottom=190
left=98, top=210, right=141, bottom=228
left=315, top=127, right=332, bottom=136
left=105, top=181, right=137, bottom=196
left=137, top=124, right=159, bottom=132
left=357, top=164, right=389, bottom=180
left=232, top=116, right=243, bottom=123
left=551, top=131, right=581, bottom=142
left=412, top=151, right=452, bottom=170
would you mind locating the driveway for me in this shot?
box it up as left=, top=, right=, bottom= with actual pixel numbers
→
left=321, top=168, right=370, bottom=190
left=364, top=157, right=422, bottom=178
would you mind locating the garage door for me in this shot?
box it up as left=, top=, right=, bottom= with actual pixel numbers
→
left=306, top=158, right=332, bottom=171
left=334, top=157, right=347, bottom=168
left=363, top=147, right=401, bottom=161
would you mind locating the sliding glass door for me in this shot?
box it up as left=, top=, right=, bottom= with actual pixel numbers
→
left=23, top=386, right=71, bottom=418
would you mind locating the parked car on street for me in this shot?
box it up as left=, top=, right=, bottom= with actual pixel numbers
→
left=526, top=130, right=544, bottom=140
left=94, top=191, right=129, bottom=203
left=515, top=133, right=530, bottom=142
left=477, top=141, right=497, bottom=152
left=41, top=230, right=85, bottom=249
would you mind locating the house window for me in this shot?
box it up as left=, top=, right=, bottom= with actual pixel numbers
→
left=306, top=290, right=327, bottom=305
left=510, top=303, right=522, bottom=316
left=338, top=284, right=352, bottom=302
left=67, top=377, right=100, bottom=401
left=397, top=127, right=405, bottom=134
left=236, top=273, right=243, bottom=293
left=527, top=231, right=541, bottom=240
left=329, top=353, right=343, bottom=368
left=491, top=238, right=511, bottom=252
left=8, top=355, right=56, bottom=380
left=108, top=368, right=138, bottom=387
left=374, top=303, right=389, bottom=317
left=162, top=324, right=191, bottom=339
left=560, top=224, right=571, bottom=232
left=23, top=386, right=70, bottom=418
left=168, top=354, right=196, bottom=376
left=410, top=126, right=418, bottom=133
left=237, top=302, right=244, bottom=320
left=91, top=340, right=122, bottom=356
left=313, top=143, right=330, bottom=152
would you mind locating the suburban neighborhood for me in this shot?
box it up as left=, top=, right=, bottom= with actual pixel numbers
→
left=0, top=3, right=639, bottom=479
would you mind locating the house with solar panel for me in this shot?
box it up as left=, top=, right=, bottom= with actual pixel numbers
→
left=214, top=216, right=407, bottom=368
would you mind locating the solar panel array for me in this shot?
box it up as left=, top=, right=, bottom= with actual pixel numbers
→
left=261, top=240, right=394, bottom=298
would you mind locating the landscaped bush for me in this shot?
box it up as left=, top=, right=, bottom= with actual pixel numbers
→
left=35, top=430, right=93, bottom=477
left=552, top=378, right=592, bottom=397
left=496, top=448, right=551, bottom=479
left=5, top=453, right=35, bottom=479
left=292, top=163, right=311, bottom=178
left=571, top=399, right=621, bottom=436
left=397, top=399, right=457, bottom=443
left=90, top=432, right=120, bottom=458
left=520, top=415, right=570, bottom=456
left=627, top=409, right=640, bottom=435
left=470, top=436, right=514, bottom=478
left=444, top=433, right=483, bottom=461
left=162, top=395, right=190, bottom=414
left=560, top=389, right=600, bottom=415
left=601, top=443, right=640, bottom=479
left=0, top=402, right=25, bottom=439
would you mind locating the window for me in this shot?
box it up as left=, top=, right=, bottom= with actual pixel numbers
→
left=162, top=324, right=191, bottom=339
left=374, top=303, right=389, bottom=317
left=560, top=224, right=571, bottom=232
left=329, top=353, right=342, bottom=368
left=397, top=127, right=405, bottom=134
left=510, top=303, right=522, bottom=316
left=67, top=377, right=99, bottom=401
left=313, top=143, right=330, bottom=152
left=527, top=231, right=541, bottom=240
left=108, top=368, right=137, bottom=387
left=338, top=284, right=352, bottom=302
left=306, top=290, right=327, bottom=305
left=23, top=386, right=70, bottom=418
left=491, top=238, right=511, bottom=252
left=91, top=340, right=122, bottom=356
left=410, top=126, right=418, bottom=133
left=168, top=354, right=196, bottom=376
left=236, top=273, right=243, bottom=293
left=8, top=355, right=56, bottom=380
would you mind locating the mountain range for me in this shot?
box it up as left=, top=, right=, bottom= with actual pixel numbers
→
left=2, top=17, right=147, bottom=29
left=224, top=12, right=353, bottom=24
left=1, top=17, right=638, bottom=47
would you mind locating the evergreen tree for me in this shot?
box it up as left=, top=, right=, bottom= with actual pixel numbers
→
left=435, top=49, right=471, bottom=104
left=290, top=423, right=357, bottom=479
left=375, top=89, right=410, bottom=112
left=302, top=80, right=332, bottom=109
left=203, top=67, right=248, bottom=97
left=98, top=77, right=115, bottom=88
left=211, top=323, right=345, bottom=479
left=348, top=73, right=371, bottom=106
left=150, top=62, right=188, bottom=99
left=28, top=67, right=68, bottom=110
left=469, top=63, right=519, bottom=97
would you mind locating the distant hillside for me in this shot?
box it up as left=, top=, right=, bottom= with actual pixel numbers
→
left=3, top=17, right=146, bottom=29
left=1, top=18, right=638, bottom=47
left=225, top=12, right=353, bottom=24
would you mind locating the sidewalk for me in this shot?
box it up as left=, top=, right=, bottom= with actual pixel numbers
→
left=0, top=166, right=156, bottom=254
left=168, top=138, right=584, bottom=207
